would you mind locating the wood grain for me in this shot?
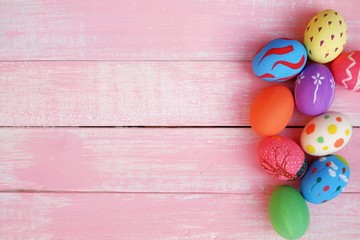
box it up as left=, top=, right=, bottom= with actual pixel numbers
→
left=1, top=192, right=359, bottom=239
left=1, top=61, right=359, bottom=127
left=1, top=127, right=359, bottom=193
left=1, top=0, right=359, bottom=60
left=1, top=1, right=360, bottom=239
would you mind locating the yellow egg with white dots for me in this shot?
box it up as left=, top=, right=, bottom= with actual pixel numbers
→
left=304, top=9, right=347, bottom=63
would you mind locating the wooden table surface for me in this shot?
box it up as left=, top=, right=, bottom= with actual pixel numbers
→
left=1, top=0, right=359, bottom=239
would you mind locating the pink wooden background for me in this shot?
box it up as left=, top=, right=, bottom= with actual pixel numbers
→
left=0, top=0, right=359, bottom=239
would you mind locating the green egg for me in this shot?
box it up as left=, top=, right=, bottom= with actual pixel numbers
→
left=268, top=185, right=310, bottom=240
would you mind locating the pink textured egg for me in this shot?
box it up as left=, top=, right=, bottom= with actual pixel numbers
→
left=258, top=136, right=307, bottom=181
left=331, top=51, right=360, bottom=92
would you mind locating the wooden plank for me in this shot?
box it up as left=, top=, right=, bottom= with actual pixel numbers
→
left=0, top=192, right=359, bottom=239
left=1, top=61, right=360, bottom=127
left=1, top=0, right=359, bottom=60
left=1, top=127, right=359, bottom=193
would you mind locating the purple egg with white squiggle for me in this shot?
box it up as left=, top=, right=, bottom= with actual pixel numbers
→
left=295, top=63, right=335, bottom=116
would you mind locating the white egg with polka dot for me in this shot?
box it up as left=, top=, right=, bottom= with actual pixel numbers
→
left=300, top=112, right=352, bottom=156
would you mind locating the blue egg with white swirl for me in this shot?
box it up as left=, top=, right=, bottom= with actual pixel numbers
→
left=252, top=38, right=307, bottom=82
left=300, top=155, right=350, bottom=204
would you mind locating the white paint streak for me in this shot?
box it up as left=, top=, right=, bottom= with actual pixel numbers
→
left=341, top=52, right=356, bottom=89
left=353, top=69, right=360, bottom=92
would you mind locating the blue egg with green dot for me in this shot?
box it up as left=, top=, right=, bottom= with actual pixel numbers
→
left=300, top=155, right=350, bottom=204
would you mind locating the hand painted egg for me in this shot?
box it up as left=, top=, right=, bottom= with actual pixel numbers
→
left=304, top=9, right=347, bottom=63
left=301, top=112, right=352, bottom=156
left=300, top=155, right=350, bottom=204
left=250, top=85, right=294, bottom=136
left=294, top=63, right=335, bottom=116
left=252, top=38, right=307, bottom=82
left=269, top=186, right=310, bottom=239
left=331, top=51, right=360, bottom=92
left=258, top=136, right=307, bottom=180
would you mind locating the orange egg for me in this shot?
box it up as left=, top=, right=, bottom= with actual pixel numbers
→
left=250, top=85, right=294, bottom=136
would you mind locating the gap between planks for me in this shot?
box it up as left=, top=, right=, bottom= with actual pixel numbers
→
left=0, top=190, right=360, bottom=195
left=0, top=60, right=242, bottom=62
left=0, top=126, right=308, bottom=128
left=0, top=126, right=258, bottom=128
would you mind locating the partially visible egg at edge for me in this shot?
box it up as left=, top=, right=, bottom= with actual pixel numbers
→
left=331, top=51, right=360, bottom=92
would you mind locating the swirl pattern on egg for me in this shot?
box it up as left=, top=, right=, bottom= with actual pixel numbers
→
left=252, top=38, right=307, bottom=82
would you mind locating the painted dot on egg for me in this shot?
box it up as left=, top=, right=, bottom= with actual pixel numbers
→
left=306, top=123, right=316, bottom=134
left=335, top=155, right=350, bottom=167
left=306, top=145, right=316, bottom=154
left=336, top=117, right=342, bottom=122
left=345, top=129, right=350, bottom=136
left=317, top=136, right=324, bottom=143
left=324, top=115, right=330, bottom=119
left=323, top=146, right=329, bottom=150
left=334, top=138, right=344, bottom=148
left=327, top=124, right=337, bottom=134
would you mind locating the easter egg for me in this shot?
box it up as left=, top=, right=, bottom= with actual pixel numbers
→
left=258, top=136, right=307, bottom=181
left=304, top=9, right=347, bottom=63
left=269, top=185, right=310, bottom=239
left=294, top=63, right=335, bottom=116
left=331, top=51, right=360, bottom=92
left=250, top=85, right=294, bottom=136
left=300, top=155, right=350, bottom=204
left=252, top=38, right=307, bottom=82
left=300, top=112, right=352, bottom=156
